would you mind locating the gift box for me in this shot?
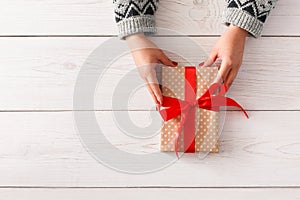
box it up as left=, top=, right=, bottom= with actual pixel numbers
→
left=158, top=65, right=248, bottom=156
left=160, top=65, right=219, bottom=153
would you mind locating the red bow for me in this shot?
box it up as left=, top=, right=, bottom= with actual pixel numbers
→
left=158, top=67, right=248, bottom=158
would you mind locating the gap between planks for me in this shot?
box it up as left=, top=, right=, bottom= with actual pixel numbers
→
left=0, top=186, right=300, bottom=189
left=0, top=35, right=299, bottom=38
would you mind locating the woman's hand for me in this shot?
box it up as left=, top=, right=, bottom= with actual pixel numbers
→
left=202, top=24, right=248, bottom=89
left=125, top=33, right=178, bottom=107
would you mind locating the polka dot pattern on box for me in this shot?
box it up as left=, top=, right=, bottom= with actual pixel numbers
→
left=160, top=66, right=219, bottom=153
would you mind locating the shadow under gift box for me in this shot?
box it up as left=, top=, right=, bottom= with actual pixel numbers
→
left=158, top=65, right=220, bottom=153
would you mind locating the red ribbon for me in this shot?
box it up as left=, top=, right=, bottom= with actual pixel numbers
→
left=158, top=67, right=249, bottom=158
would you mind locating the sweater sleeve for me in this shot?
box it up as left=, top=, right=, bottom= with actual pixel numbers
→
left=222, top=0, right=278, bottom=38
left=113, top=0, right=159, bottom=39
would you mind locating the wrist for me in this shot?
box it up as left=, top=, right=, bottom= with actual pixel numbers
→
left=228, top=24, right=248, bottom=38
left=125, top=33, right=146, bottom=41
left=125, top=33, right=157, bottom=50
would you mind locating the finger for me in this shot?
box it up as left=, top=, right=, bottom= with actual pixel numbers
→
left=202, top=51, right=217, bottom=67
left=214, top=59, right=232, bottom=84
left=145, top=82, right=160, bottom=106
left=213, top=58, right=222, bottom=70
left=145, top=69, right=163, bottom=105
left=224, top=69, right=237, bottom=89
left=159, top=51, right=178, bottom=67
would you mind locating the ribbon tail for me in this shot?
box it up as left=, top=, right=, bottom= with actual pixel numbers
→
left=211, top=96, right=249, bottom=119
left=225, top=97, right=249, bottom=118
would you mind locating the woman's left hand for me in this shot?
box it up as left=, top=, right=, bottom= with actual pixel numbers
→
left=202, top=24, right=248, bottom=89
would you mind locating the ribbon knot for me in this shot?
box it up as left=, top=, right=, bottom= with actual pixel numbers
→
left=189, top=100, right=197, bottom=106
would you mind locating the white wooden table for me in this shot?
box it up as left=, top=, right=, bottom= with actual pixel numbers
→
left=0, top=0, right=299, bottom=199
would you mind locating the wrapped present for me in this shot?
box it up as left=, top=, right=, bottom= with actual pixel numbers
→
left=157, top=65, right=248, bottom=157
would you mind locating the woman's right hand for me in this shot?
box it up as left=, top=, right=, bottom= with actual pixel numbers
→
left=125, top=33, right=178, bottom=107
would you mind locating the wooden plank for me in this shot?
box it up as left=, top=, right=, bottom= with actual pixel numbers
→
left=0, top=37, right=299, bottom=110
left=1, top=188, right=300, bottom=200
left=0, top=0, right=298, bottom=36
left=0, top=111, right=299, bottom=186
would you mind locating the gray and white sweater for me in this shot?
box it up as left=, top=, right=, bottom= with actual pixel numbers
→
left=113, top=0, right=278, bottom=39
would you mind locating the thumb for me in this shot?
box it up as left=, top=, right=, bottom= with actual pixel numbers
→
left=159, top=52, right=178, bottom=67
left=214, top=59, right=231, bottom=84
left=201, top=52, right=217, bottom=67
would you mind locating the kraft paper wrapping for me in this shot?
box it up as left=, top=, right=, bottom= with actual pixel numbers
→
left=160, top=66, right=219, bottom=153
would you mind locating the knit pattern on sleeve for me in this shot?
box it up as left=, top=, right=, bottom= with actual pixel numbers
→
left=222, top=0, right=278, bottom=37
left=113, top=0, right=159, bottom=39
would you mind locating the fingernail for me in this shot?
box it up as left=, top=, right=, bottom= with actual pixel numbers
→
left=172, top=61, right=178, bottom=66
left=198, top=62, right=205, bottom=67
left=156, top=104, right=160, bottom=111
left=158, top=99, right=162, bottom=105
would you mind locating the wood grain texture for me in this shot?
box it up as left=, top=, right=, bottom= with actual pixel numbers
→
left=1, top=188, right=300, bottom=200
left=0, top=37, right=299, bottom=110
left=0, top=0, right=298, bottom=36
left=0, top=111, right=299, bottom=186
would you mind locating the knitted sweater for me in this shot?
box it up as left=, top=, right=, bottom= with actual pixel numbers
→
left=113, top=0, right=278, bottom=39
